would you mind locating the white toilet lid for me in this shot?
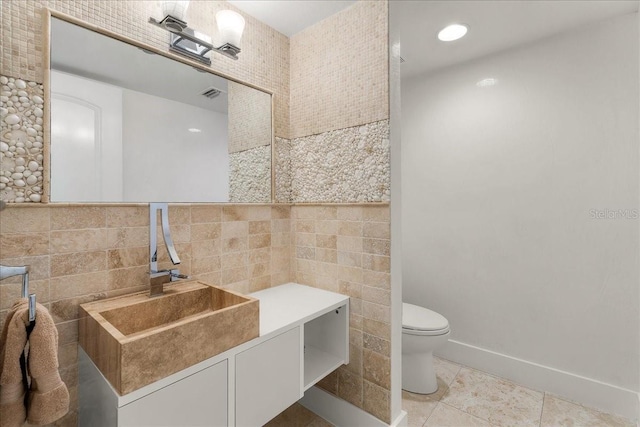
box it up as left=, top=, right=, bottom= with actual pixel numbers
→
left=403, top=303, right=449, bottom=331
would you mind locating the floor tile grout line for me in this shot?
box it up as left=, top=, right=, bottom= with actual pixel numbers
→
left=538, top=392, right=546, bottom=427
left=421, top=400, right=438, bottom=427
left=441, top=401, right=494, bottom=426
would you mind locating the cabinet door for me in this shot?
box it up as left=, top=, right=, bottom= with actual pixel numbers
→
left=235, top=327, right=301, bottom=427
left=119, top=360, right=228, bottom=427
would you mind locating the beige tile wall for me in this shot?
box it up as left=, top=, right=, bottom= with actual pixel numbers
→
left=0, top=0, right=291, bottom=139
left=287, top=1, right=392, bottom=423
left=291, top=204, right=392, bottom=423
left=228, top=81, right=272, bottom=153
left=289, top=0, right=389, bottom=139
left=0, top=203, right=291, bottom=426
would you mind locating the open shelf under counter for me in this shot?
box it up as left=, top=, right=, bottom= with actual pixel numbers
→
left=303, top=345, right=344, bottom=391
left=250, top=283, right=350, bottom=392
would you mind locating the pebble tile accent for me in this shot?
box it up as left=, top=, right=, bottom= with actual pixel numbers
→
left=290, top=120, right=390, bottom=203
left=229, top=145, right=271, bottom=203
left=0, top=75, right=44, bottom=203
left=275, top=136, right=292, bottom=203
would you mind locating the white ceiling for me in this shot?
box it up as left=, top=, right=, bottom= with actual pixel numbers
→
left=228, top=0, right=356, bottom=36
left=228, top=0, right=637, bottom=78
left=394, top=0, right=639, bottom=78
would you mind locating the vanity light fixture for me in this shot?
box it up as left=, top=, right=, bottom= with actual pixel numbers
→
left=437, top=24, right=468, bottom=42
left=149, top=1, right=245, bottom=64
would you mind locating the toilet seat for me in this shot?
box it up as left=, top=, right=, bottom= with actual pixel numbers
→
left=402, top=303, right=450, bottom=336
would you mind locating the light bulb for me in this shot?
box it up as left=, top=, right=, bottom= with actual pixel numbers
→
left=161, top=1, right=190, bottom=21
left=216, top=10, right=245, bottom=47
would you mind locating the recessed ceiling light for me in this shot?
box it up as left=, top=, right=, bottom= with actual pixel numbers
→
left=438, top=24, right=468, bottom=42
left=477, top=78, right=499, bottom=87
left=188, top=128, right=202, bottom=133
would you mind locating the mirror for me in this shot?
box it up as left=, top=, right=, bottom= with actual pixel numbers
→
left=49, top=17, right=272, bottom=203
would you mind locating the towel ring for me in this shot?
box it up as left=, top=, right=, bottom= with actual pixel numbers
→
left=0, top=265, right=36, bottom=322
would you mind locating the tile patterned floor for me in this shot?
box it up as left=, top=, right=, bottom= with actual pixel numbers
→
left=403, top=357, right=635, bottom=427
left=267, top=358, right=634, bottom=427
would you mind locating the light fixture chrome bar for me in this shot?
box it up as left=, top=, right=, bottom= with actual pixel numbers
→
left=149, top=16, right=241, bottom=63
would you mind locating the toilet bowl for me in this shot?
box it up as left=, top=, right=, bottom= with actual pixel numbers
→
left=402, top=302, right=450, bottom=394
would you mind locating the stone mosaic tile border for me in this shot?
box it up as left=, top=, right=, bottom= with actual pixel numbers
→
left=0, top=75, right=45, bottom=203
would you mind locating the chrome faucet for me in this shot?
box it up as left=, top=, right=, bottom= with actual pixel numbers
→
left=149, top=203, right=186, bottom=297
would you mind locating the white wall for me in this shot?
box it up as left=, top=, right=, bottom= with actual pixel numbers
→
left=122, top=90, right=229, bottom=202
left=401, top=11, right=639, bottom=413
left=50, top=70, right=123, bottom=202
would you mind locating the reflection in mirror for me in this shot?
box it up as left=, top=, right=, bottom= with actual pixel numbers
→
left=49, top=17, right=272, bottom=203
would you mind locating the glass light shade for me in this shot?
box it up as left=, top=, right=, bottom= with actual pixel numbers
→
left=161, top=1, right=190, bottom=21
left=216, top=10, right=245, bottom=47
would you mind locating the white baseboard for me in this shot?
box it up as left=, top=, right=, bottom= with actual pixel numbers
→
left=438, top=339, right=639, bottom=422
left=300, top=386, right=408, bottom=427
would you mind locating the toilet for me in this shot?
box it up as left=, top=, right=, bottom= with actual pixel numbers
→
left=402, top=302, right=450, bottom=394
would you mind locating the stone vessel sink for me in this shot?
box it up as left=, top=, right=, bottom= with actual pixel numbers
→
left=79, top=280, right=259, bottom=395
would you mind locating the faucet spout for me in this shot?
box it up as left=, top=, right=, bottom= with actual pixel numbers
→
left=149, top=203, right=182, bottom=297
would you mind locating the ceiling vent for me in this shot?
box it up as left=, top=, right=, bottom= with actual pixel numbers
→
left=201, top=87, right=222, bottom=99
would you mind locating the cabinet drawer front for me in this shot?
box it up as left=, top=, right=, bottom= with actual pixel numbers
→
left=235, top=327, right=302, bottom=427
left=119, top=360, right=228, bottom=427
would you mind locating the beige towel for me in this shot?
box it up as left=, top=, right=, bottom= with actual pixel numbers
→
left=0, top=300, right=69, bottom=427
left=0, top=300, right=29, bottom=427
left=25, top=303, right=69, bottom=426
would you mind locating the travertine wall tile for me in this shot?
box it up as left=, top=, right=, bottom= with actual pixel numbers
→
left=50, top=229, right=109, bottom=254
left=291, top=204, right=391, bottom=423
left=0, top=231, right=49, bottom=257
left=51, top=207, right=106, bottom=230
left=363, top=379, right=391, bottom=422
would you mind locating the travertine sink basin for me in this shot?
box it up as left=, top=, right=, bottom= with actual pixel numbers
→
left=79, top=280, right=259, bottom=395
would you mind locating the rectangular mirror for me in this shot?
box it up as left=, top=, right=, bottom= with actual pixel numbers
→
left=48, top=16, right=273, bottom=203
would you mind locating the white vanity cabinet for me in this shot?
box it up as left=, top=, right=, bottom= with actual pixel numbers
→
left=79, top=283, right=349, bottom=427
left=235, top=328, right=302, bottom=427
left=119, top=360, right=228, bottom=427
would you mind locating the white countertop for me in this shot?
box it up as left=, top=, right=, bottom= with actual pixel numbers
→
left=250, top=283, right=349, bottom=336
